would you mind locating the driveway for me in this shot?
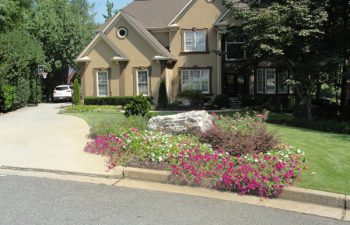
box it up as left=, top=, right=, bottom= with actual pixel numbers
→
left=0, top=103, right=116, bottom=176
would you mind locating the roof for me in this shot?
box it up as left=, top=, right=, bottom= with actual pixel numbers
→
left=123, top=0, right=192, bottom=28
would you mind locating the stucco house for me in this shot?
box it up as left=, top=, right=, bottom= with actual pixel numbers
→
left=76, top=0, right=291, bottom=105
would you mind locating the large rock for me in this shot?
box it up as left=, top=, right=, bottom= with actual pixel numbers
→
left=147, top=110, right=213, bottom=133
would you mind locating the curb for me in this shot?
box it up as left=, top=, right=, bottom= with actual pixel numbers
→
left=1, top=165, right=347, bottom=211
left=0, top=165, right=124, bottom=179
left=121, top=166, right=348, bottom=210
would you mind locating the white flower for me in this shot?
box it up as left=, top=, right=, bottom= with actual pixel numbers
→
left=296, top=149, right=302, bottom=154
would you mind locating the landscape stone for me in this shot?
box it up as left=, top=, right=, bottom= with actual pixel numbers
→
left=147, top=110, right=213, bottom=133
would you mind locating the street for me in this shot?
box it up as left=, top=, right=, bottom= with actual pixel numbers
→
left=0, top=175, right=348, bottom=225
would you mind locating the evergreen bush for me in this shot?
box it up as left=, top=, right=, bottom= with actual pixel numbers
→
left=157, top=80, right=168, bottom=109
left=72, top=79, right=81, bottom=105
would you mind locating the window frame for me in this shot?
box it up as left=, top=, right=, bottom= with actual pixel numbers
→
left=136, top=70, right=149, bottom=96
left=182, top=29, right=208, bottom=53
left=225, top=40, right=245, bottom=61
left=181, top=68, right=210, bottom=94
left=255, top=68, right=289, bottom=95
left=96, top=71, right=109, bottom=97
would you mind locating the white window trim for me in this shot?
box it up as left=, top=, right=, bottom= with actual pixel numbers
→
left=136, top=70, right=149, bottom=96
left=183, top=31, right=206, bottom=52
left=265, top=68, right=276, bottom=94
left=181, top=69, right=210, bottom=94
left=256, top=69, right=264, bottom=94
left=225, top=41, right=246, bottom=61
left=96, top=71, right=109, bottom=97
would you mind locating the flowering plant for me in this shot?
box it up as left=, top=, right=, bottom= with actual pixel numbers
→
left=170, top=144, right=306, bottom=198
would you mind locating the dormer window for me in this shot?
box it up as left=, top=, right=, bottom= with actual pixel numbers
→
left=183, top=30, right=207, bottom=52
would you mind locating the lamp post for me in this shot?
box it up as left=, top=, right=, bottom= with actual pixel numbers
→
left=36, top=65, right=47, bottom=106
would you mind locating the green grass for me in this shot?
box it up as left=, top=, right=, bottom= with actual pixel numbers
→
left=269, top=124, right=350, bottom=194
left=66, top=111, right=350, bottom=194
left=66, top=112, right=124, bottom=125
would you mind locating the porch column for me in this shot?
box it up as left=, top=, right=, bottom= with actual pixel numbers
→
left=216, top=30, right=222, bottom=95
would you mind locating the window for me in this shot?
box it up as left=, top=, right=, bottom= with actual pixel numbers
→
left=265, top=68, right=276, bottom=94
left=137, top=70, right=149, bottom=96
left=278, top=71, right=288, bottom=94
left=181, top=69, right=209, bottom=93
left=256, top=69, right=264, bottom=94
left=256, top=68, right=288, bottom=94
left=183, top=30, right=206, bottom=52
left=117, top=27, right=128, bottom=39
left=225, top=27, right=245, bottom=60
left=97, top=71, right=109, bottom=97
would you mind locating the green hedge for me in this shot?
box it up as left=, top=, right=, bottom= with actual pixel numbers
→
left=84, top=96, right=153, bottom=106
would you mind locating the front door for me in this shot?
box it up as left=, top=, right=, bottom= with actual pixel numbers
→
left=223, top=73, right=245, bottom=96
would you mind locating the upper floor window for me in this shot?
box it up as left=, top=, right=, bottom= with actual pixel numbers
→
left=183, top=30, right=206, bottom=52
left=225, top=27, right=245, bottom=60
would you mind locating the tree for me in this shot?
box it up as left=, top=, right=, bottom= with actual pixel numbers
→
left=72, top=78, right=81, bottom=105
left=0, top=29, right=45, bottom=110
left=103, top=0, right=118, bottom=20
left=0, top=0, right=32, bottom=32
left=26, top=0, right=96, bottom=101
left=225, top=0, right=330, bottom=120
left=157, top=80, right=168, bottom=109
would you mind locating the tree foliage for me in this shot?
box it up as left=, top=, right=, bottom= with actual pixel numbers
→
left=103, top=0, right=118, bottom=20
left=224, top=0, right=348, bottom=120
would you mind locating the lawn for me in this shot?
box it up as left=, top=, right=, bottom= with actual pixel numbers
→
left=269, top=124, right=350, bottom=194
left=66, top=110, right=350, bottom=195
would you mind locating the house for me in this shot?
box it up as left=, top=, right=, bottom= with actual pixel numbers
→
left=76, top=0, right=291, bottom=105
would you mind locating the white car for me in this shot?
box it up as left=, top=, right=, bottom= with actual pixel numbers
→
left=53, top=85, right=73, bottom=102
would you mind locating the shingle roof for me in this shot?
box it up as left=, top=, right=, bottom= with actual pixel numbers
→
left=123, top=0, right=192, bottom=28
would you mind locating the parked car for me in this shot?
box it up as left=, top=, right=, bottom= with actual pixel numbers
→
left=53, top=85, right=73, bottom=102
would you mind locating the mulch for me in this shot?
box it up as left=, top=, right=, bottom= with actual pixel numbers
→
left=123, top=157, right=171, bottom=171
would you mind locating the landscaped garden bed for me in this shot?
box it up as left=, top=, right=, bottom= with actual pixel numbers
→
left=69, top=103, right=306, bottom=198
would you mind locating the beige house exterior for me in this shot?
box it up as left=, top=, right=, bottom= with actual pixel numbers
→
left=77, top=0, right=292, bottom=105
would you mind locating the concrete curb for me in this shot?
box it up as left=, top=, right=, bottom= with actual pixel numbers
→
left=0, top=165, right=124, bottom=179
left=1, top=165, right=347, bottom=212
left=121, top=166, right=348, bottom=211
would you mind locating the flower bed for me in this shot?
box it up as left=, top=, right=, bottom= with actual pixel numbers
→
left=170, top=145, right=305, bottom=197
left=84, top=111, right=306, bottom=198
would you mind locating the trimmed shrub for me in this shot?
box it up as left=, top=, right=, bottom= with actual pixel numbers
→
left=214, top=94, right=229, bottom=108
left=0, top=85, right=16, bottom=112
left=84, top=96, right=152, bottom=106
left=72, top=79, right=81, bottom=105
left=178, top=89, right=208, bottom=106
left=124, top=95, right=151, bottom=117
left=157, top=80, right=168, bottom=109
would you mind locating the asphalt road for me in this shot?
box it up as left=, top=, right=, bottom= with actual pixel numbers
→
left=0, top=175, right=348, bottom=225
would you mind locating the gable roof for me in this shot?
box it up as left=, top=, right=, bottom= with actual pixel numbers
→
left=76, top=32, right=129, bottom=62
left=123, top=0, right=192, bottom=28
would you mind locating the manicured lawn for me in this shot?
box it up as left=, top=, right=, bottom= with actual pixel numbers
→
left=67, top=110, right=350, bottom=194
left=66, top=112, right=124, bottom=125
left=269, top=124, right=350, bottom=194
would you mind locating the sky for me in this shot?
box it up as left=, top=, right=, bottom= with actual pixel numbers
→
left=88, top=0, right=133, bottom=24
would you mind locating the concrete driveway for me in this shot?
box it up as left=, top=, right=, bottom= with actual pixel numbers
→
left=0, top=103, right=118, bottom=176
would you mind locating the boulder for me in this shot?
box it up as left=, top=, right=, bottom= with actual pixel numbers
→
left=147, top=110, right=213, bottom=133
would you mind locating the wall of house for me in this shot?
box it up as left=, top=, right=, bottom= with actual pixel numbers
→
left=168, top=0, right=226, bottom=100
left=106, top=16, right=162, bottom=100
left=150, top=31, right=170, bottom=49
left=82, top=40, right=120, bottom=97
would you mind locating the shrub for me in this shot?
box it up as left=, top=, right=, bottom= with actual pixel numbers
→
left=157, top=80, right=168, bottom=109
left=89, top=115, right=148, bottom=138
left=170, top=145, right=306, bottom=197
left=72, top=79, right=81, bottom=105
left=0, top=85, right=16, bottom=112
left=178, top=89, right=208, bottom=107
left=84, top=96, right=152, bottom=106
left=198, top=112, right=278, bottom=156
left=124, top=95, right=151, bottom=117
left=214, top=94, right=229, bottom=108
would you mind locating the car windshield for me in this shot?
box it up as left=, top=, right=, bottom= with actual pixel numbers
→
left=55, top=86, right=69, bottom=91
